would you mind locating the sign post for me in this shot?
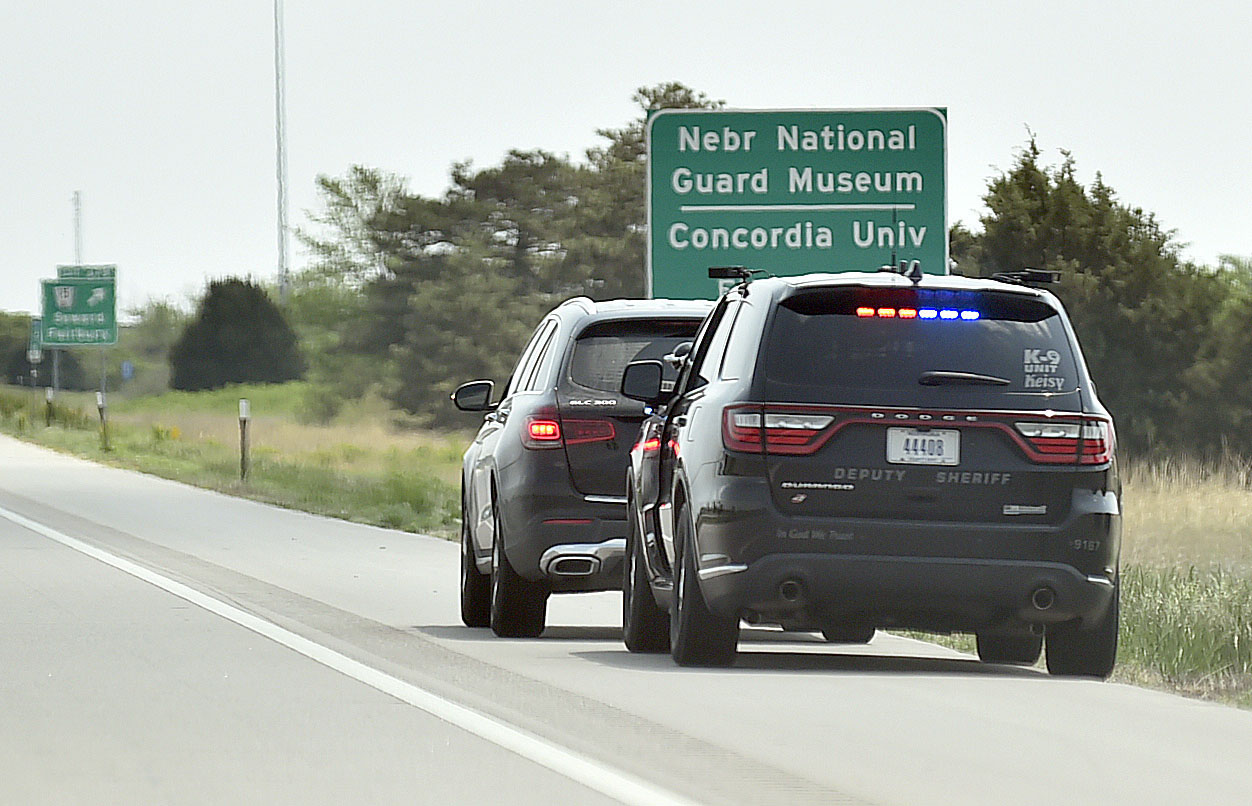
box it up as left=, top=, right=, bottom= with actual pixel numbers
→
left=647, top=108, right=947, bottom=299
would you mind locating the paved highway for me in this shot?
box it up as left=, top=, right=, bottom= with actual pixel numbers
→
left=2, top=434, right=1250, bottom=805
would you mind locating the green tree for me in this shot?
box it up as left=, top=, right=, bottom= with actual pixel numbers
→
left=294, top=83, right=724, bottom=422
left=169, top=279, right=305, bottom=391
left=1181, top=255, right=1252, bottom=455
left=963, top=140, right=1234, bottom=456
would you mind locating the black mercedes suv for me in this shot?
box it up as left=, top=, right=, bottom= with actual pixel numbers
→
left=620, top=270, right=1121, bottom=676
left=452, top=296, right=711, bottom=638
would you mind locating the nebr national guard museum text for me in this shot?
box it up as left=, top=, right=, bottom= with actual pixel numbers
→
left=647, top=108, right=946, bottom=299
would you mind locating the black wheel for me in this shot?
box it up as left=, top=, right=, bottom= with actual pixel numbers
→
left=460, top=491, right=490, bottom=628
left=976, top=633, right=1043, bottom=665
left=1046, top=578, right=1119, bottom=678
left=821, top=624, right=876, bottom=644
left=622, top=496, right=669, bottom=653
left=670, top=502, right=738, bottom=667
left=489, top=504, right=548, bottom=638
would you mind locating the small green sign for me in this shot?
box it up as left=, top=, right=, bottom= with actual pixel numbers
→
left=57, top=264, right=117, bottom=280
left=28, top=317, right=42, bottom=364
left=41, top=277, right=117, bottom=346
left=647, top=108, right=947, bottom=299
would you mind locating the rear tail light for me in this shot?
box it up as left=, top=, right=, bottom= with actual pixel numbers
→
left=637, top=437, right=662, bottom=453
left=723, top=406, right=835, bottom=455
left=1014, top=417, right=1113, bottom=464
left=524, top=415, right=615, bottom=449
left=563, top=419, right=616, bottom=446
left=525, top=418, right=563, bottom=449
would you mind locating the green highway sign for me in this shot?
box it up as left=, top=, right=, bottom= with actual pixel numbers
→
left=41, top=277, right=117, bottom=346
left=28, top=317, right=42, bottom=364
left=647, top=108, right=947, bottom=299
left=57, top=263, right=117, bottom=279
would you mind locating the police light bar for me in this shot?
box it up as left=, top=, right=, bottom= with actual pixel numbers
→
left=855, top=307, right=980, bottom=320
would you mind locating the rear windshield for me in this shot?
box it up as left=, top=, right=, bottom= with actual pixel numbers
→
left=761, top=288, right=1083, bottom=410
left=565, top=319, right=702, bottom=393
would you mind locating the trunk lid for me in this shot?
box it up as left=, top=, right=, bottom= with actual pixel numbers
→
left=557, top=318, right=701, bottom=496
left=746, top=285, right=1102, bottom=526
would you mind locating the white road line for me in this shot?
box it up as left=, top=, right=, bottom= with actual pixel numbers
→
left=0, top=505, right=703, bottom=806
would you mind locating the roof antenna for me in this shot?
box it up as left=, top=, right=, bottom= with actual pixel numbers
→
left=906, top=260, right=923, bottom=285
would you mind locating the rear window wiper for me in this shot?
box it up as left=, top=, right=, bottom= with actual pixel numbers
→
left=918, top=371, right=1011, bottom=386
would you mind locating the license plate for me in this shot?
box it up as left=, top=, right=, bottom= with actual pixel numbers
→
left=886, top=428, right=960, bottom=465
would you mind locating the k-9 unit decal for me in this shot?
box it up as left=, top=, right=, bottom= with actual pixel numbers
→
left=1023, top=348, right=1067, bottom=391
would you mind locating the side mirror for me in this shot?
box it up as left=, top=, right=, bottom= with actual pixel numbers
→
left=621, top=360, right=665, bottom=403
left=662, top=341, right=693, bottom=371
left=451, top=380, right=497, bottom=412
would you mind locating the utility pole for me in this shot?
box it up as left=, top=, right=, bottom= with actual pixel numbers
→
left=53, top=192, right=85, bottom=393
left=273, top=0, right=290, bottom=304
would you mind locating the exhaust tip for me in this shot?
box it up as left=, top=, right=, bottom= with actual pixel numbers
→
left=779, top=579, right=804, bottom=603
left=1031, top=586, right=1056, bottom=611
left=551, top=557, right=597, bottom=576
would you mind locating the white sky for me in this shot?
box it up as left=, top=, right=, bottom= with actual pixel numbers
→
left=2, top=0, right=1248, bottom=315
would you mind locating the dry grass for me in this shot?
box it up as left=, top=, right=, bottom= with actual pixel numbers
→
left=1121, top=458, right=1252, bottom=575
left=110, top=410, right=468, bottom=487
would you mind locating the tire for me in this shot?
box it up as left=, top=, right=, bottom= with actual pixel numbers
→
left=622, top=497, right=669, bottom=653
left=1046, top=578, right=1119, bottom=678
left=489, top=503, right=548, bottom=638
left=669, top=502, right=739, bottom=667
left=976, top=633, right=1043, bottom=665
left=460, top=492, right=491, bottom=628
left=821, top=624, right=876, bottom=644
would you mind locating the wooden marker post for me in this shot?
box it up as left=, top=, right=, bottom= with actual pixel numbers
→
left=239, top=398, right=251, bottom=481
left=95, top=391, right=110, bottom=451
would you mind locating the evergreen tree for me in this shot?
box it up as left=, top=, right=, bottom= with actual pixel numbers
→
left=962, top=141, right=1233, bottom=456
left=169, top=278, right=305, bottom=391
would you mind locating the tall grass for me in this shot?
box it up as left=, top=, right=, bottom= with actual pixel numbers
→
left=1120, top=565, right=1252, bottom=702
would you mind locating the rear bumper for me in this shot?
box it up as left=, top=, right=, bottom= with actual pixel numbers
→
left=701, top=553, right=1114, bottom=629
left=498, top=484, right=627, bottom=590
left=690, top=477, right=1120, bottom=631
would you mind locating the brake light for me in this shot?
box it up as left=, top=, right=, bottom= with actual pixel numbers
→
left=723, top=406, right=835, bottom=455
left=1014, top=418, right=1113, bottom=464
left=525, top=418, right=563, bottom=448
left=638, top=437, right=662, bottom=453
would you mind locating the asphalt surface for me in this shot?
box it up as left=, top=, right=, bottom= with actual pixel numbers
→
left=2, top=434, right=1250, bottom=805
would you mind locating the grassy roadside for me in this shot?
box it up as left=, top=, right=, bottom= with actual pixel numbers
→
left=2, top=384, right=1250, bottom=707
left=0, top=385, right=465, bottom=537
left=899, top=459, right=1252, bottom=707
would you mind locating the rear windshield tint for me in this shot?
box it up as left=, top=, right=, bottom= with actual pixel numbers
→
left=566, top=319, right=702, bottom=393
left=761, top=288, right=1082, bottom=409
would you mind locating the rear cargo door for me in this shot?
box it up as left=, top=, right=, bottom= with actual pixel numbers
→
left=754, top=287, right=1093, bottom=530
left=556, top=319, right=701, bottom=497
